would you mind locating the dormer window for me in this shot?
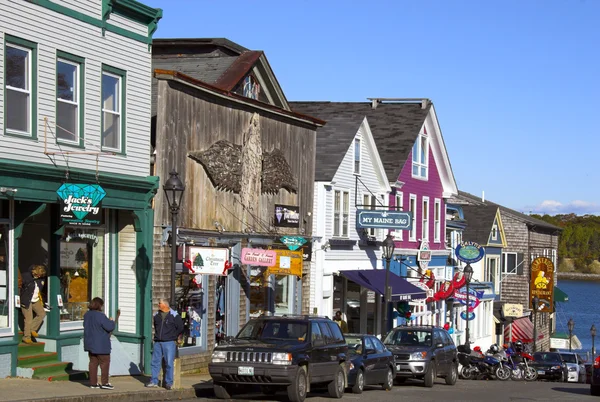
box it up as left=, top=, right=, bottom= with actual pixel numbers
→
left=354, top=138, right=361, bottom=174
left=242, top=75, right=260, bottom=100
left=412, top=133, right=428, bottom=179
left=492, top=224, right=498, bottom=240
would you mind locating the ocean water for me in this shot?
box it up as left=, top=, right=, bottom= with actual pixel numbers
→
left=554, top=279, right=600, bottom=359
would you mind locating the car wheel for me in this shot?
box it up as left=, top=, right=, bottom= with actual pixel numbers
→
left=423, top=362, right=436, bottom=388
left=327, top=364, right=345, bottom=398
left=591, top=384, right=600, bottom=396
left=214, top=383, right=232, bottom=400
left=287, top=366, right=308, bottom=402
left=382, top=367, right=393, bottom=390
left=445, top=363, right=458, bottom=385
left=352, top=369, right=364, bottom=394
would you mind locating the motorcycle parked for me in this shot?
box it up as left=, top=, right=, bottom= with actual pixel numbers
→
left=505, top=348, right=538, bottom=381
left=457, top=345, right=511, bottom=381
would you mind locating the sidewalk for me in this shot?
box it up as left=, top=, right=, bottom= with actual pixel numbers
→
left=0, top=373, right=215, bottom=402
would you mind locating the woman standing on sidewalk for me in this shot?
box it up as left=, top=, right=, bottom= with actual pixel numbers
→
left=83, top=297, right=115, bottom=390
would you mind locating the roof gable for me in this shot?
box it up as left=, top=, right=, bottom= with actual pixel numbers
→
left=489, top=210, right=508, bottom=247
left=423, top=105, right=458, bottom=197
left=462, top=204, right=500, bottom=245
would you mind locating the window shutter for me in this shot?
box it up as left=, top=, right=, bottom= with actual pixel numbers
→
left=516, top=253, right=524, bottom=275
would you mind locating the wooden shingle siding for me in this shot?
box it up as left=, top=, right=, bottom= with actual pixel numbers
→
left=0, top=0, right=152, bottom=177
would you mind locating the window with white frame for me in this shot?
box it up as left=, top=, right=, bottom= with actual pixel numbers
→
left=491, top=224, right=498, bottom=241
left=422, top=197, right=429, bottom=240
left=363, top=194, right=376, bottom=237
left=56, top=57, right=81, bottom=143
left=394, top=193, right=403, bottom=240
left=333, top=190, right=349, bottom=237
left=102, top=66, right=125, bottom=152
left=502, top=252, right=517, bottom=274
left=409, top=194, right=417, bottom=241
left=354, top=138, right=361, bottom=174
left=6, top=40, right=34, bottom=135
left=412, top=133, right=428, bottom=179
left=434, top=199, right=441, bottom=243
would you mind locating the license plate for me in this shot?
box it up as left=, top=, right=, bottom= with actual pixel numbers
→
left=537, top=370, right=545, bottom=374
left=238, top=366, right=254, bottom=376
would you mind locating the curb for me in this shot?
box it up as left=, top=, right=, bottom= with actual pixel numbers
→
left=26, top=388, right=198, bottom=402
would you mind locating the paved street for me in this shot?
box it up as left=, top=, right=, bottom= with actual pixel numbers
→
left=187, top=379, right=597, bottom=402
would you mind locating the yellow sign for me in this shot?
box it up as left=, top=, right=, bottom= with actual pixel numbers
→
left=268, top=250, right=303, bottom=277
left=530, top=257, right=554, bottom=313
left=502, top=303, right=523, bottom=318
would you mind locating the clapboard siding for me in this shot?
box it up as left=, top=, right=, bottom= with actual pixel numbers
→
left=53, top=0, right=102, bottom=18
left=108, top=13, right=148, bottom=37
left=0, top=0, right=152, bottom=177
left=118, top=210, right=137, bottom=334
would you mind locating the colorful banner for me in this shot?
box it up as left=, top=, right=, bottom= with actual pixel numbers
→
left=268, top=249, right=303, bottom=277
left=530, top=257, right=554, bottom=313
left=241, top=248, right=276, bottom=267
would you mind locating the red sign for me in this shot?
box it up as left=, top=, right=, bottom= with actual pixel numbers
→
left=241, top=248, right=276, bottom=267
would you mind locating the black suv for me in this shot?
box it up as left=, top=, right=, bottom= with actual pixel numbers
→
left=383, top=325, right=458, bottom=387
left=209, top=315, right=348, bottom=401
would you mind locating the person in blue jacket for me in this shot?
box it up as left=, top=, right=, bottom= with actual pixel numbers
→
left=145, top=298, right=184, bottom=390
left=83, top=297, right=115, bottom=390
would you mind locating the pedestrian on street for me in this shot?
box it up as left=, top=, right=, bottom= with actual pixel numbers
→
left=19, top=264, right=47, bottom=344
left=333, top=311, right=348, bottom=333
left=146, top=298, right=184, bottom=390
left=83, top=297, right=115, bottom=390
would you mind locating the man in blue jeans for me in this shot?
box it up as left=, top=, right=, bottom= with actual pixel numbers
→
left=145, top=298, right=183, bottom=390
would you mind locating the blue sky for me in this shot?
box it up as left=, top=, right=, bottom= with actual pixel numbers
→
left=145, top=0, right=600, bottom=215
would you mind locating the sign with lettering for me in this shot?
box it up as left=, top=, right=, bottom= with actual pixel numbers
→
left=280, top=236, right=307, bottom=251
left=188, top=247, right=229, bottom=276
left=412, top=281, right=433, bottom=300
left=455, top=241, right=485, bottom=263
left=460, top=311, right=476, bottom=321
left=268, top=249, right=303, bottom=277
left=356, top=210, right=412, bottom=230
left=274, top=204, right=300, bottom=228
left=301, top=242, right=313, bottom=262
left=502, top=303, right=523, bottom=318
left=454, top=287, right=483, bottom=310
left=57, top=183, right=106, bottom=226
left=530, top=257, right=554, bottom=313
left=241, top=248, right=276, bottom=267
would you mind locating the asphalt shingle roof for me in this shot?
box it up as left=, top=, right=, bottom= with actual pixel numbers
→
left=461, top=204, right=499, bottom=245
left=290, top=101, right=430, bottom=182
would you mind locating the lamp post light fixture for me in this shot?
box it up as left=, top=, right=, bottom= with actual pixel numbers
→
left=567, top=318, right=575, bottom=352
left=381, top=234, right=395, bottom=337
left=532, top=296, right=539, bottom=353
left=163, top=170, right=186, bottom=306
left=463, top=264, right=473, bottom=347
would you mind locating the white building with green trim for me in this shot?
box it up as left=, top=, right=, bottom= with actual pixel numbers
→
left=0, top=0, right=162, bottom=379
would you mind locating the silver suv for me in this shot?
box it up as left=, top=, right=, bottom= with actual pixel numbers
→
left=383, top=325, right=458, bottom=387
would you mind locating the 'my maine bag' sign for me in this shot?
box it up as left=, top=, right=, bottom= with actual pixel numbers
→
left=57, top=183, right=106, bottom=226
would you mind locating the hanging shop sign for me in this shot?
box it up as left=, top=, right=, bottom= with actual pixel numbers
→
left=268, top=249, right=303, bottom=277
left=280, top=236, right=307, bottom=251
left=502, top=303, right=523, bottom=318
left=530, top=256, right=555, bottom=313
left=301, top=242, right=313, bottom=262
left=418, top=240, right=431, bottom=271
left=454, top=287, right=483, bottom=310
left=460, top=311, right=476, bottom=321
left=356, top=210, right=412, bottom=230
left=188, top=247, right=229, bottom=276
left=455, top=241, right=485, bottom=263
left=412, top=281, right=433, bottom=300
left=57, top=183, right=106, bottom=226
left=274, top=204, right=300, bottom=228
left=241, top=248, right=276, bottom=267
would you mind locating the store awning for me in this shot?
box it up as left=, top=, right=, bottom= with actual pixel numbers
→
left=340, top=269, right=427, bottom=301
left=504, top=316, right=535, bottom=343
left=554, top=287, right=569, bottom=303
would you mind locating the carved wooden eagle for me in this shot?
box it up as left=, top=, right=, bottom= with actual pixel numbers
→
left=188, top=140, right=298, bottom=194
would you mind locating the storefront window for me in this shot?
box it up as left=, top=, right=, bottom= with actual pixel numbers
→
left=0, top=202, right=9, bottom=329
left=274, top=275, right=294, bottom=315
left=249, top=266, right=268, bottom=318
left=174, top=269, right=206, bottom=348
left=346, top=281, right=361, bottom=333
left=333, top=275, right=343, bottom=314
left=59, top=227, right=104, bottom=322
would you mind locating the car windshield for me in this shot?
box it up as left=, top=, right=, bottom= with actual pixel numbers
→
left=237, top=320, right=308, bottom=343
left=561, top=354, right=577, bottom=363
left=533, top=352, right=562, bottom=363
left=383, top=330, right=432, bottom=347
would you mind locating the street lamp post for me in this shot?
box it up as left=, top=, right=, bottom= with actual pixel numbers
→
left=591, top=325, right=596, bottom=385
left=463, top=264, right=473, bottom=346
left=568, top=318, right=575, bottom=352
left=163, top=170, right=186, bottom=306
left=532, top=296, right=539, bottom=352
left=381, top=234, right=395, bottom=338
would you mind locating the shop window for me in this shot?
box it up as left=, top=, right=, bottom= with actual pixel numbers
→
left=250, top=266, right=268, bottom=318
left=346, top=281, right=361, bottom=333
left=274, top=275, right=293, bottom=315
left=175, top=268, right=207, bottom=348
left=59, top=227, right=105, bottom=323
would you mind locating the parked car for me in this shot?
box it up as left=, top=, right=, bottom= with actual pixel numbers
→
left=345, top=334, right=395, bottom=393
left=591, top=356, right=600, bottom=396
left=560, top=352, right=586, bottom=383
left=532, top=352, right=567, bottom=382
left=208, top=315, right=348, bottom=402
left=383, top=325, right=458, bottom=388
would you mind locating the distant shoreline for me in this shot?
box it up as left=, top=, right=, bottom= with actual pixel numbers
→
left=557, top=272, right=600, bottom=281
